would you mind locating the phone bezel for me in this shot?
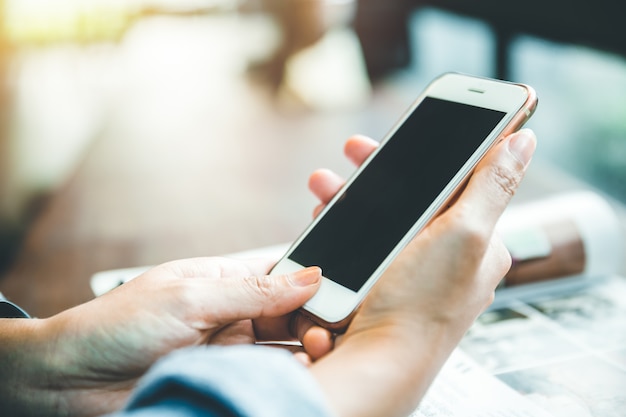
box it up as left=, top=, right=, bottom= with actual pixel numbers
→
left=271, top=72, right=538, bottom=330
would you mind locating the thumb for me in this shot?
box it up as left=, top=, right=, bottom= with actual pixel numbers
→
left=453, top=129, right=537, bottom=231
left=197, top=267, right=322, bottom=324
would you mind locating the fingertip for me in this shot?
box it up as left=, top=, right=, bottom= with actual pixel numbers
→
left=288, top=267, right=322, bottom=288
left=290, top=313, right=334, bottom=360
left=308, top=168, right=331, bottom=195
left=344, top=135, right=379, bottom=166
left=302, top=326, right=334, bottom=361
left=308, top=169, right=345, bottom=204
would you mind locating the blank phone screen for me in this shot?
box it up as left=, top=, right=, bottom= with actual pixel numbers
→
left=289, top=97, right=506, bottom=292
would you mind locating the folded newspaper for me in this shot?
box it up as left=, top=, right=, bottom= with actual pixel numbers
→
left=91, top=190, right=626, bottom=417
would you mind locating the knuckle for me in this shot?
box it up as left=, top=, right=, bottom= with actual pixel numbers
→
left=448, top=211, right=490, bottom=248
left=245, top=275, right=276, bottom=299
left=492, top=234, right=513, bottom=275
left=489, top=164, right=522, bottom=199
left=500, top=248, right=513, bottom=273
left=484, top=290, right=496, bottom=307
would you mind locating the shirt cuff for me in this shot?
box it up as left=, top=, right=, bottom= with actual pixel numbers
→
left=112, top=345, right=337, bottom=417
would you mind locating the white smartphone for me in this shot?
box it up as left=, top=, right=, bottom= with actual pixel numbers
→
left=271, top=72, right=538, bottom=331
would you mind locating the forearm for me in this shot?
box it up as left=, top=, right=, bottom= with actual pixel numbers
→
left=310, top=322, right=461, bottom=417
left=0, top=318, right=66, bottom=417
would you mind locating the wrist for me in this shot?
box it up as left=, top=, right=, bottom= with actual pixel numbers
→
left=311, top=320, right=461, bottom=417
left=0, top=317, right=68, bottom=417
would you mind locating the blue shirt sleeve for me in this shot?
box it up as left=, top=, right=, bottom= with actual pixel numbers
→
left=106, top=345, right=337, bottom=417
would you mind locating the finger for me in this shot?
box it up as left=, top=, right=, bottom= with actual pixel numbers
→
left=344, top=135, right=379, bottom=166
left=253, top=319, right=330, bottom=364
left=253, top=315, right=294, bottom=342
left=312, top=203, right=326, bottom=219
left=254, top=314, right=334, bottom=361
left=290, top=314, right=334, bottom=360
left=450, top=129, right=536, bottom=231
left=302, top=326, right=334, bottom=360
left=308, top=168, right=345, bottom=205
left=191, top=267, right=322, bottom=327
left=254, top=312, right=321, bottom=344
left=308, top=136, right=378, bottom=217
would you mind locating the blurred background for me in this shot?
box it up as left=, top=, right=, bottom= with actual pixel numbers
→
left=1, top=0, right=626, bottom=292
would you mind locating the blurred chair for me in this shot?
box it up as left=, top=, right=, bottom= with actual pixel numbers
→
left=253, top=0, right=356, bottom=89
left=353, top=0, right=412, bottom=82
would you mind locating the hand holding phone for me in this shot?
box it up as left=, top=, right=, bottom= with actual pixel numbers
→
left=308, top=129, right=537, bottom=417
left=272, top=73, right=538, bottom=332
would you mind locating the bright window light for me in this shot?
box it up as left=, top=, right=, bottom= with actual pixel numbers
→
left=3, top=0, right=146, bottom=44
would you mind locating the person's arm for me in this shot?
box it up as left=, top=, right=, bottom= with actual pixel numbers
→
left=0, top=318, right=64, bottom=415
left=0, top=260, right=325, bottom=417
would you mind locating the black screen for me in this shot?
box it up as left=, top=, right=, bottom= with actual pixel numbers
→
left=290, top=97, right=506, bottom=292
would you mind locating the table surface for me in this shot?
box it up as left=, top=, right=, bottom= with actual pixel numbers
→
left=1, top=14, right=624, bottom=318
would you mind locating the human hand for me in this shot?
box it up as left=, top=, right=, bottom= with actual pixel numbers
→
left=310, top=130, right=537, bottom=417
left=15, top=258, right=322, bottom=416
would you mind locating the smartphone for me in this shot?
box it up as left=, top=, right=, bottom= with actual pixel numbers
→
left=271, top=72, right=538, bottom=331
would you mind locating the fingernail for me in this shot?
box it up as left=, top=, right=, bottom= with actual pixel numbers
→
left=508, top=129, right=536, bottom=168
left=289, top=267, right=322, bottom=287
